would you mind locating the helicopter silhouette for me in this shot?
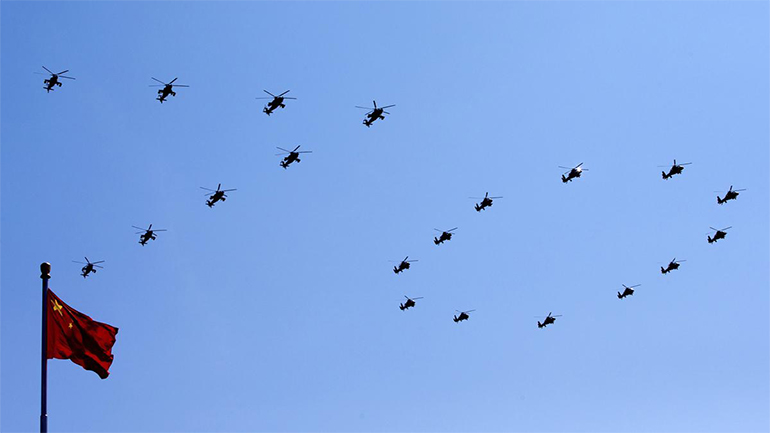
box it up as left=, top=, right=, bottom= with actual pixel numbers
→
left=453, top=310, right=476, bottom=323
left=399, top=296, right=423, bottom=311
left=708, top=226, right=731, bottom=244
left=433, top=227, right=457, bottom=245
left=356, top=100, right=395, bottom=127
left=661, top=258, right=685, bottom=274
left=717, top=186, right=746, bottom=205
left=392, top=256, right=417, bottom=274
left=256, top=90, right=296, bottom=116
left=150, top=77, right=189, bottom=103
left=470, top=192, right=503, bottom=212
left=276, top=145, right=312, bottom=169
left=659, top=159, right=691, bottom=179
left=133, top=224, right=167, bottom=246
left=537, top=312, right=562, bottom=328
left=72, top=257, right=104, bottom=278
left=201, top=184, right=236, bottom=208
left=36, top=66, right=75, bottom=93
left=617, top=284, right=641, bottom=299
left=560, top=163, right=587, bottom=183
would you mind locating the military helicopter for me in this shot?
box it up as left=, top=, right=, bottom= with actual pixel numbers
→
left=470, top=192, right=503, bottom=212
left=399, top=296, right=424, bottom=311
left=708, top=226, right=731, bottom=244
left=433, top=227, right=457, bottom=245
left=149, top=77, right=189, bottom=103
left=36, top=66, right=75, bottom=93
left=276, top=145, right=312, bottom=169
left=392, top=256, right=417, bottom=274
left=537, top=312, right=562, bottom=328
left=72, top=257, right=104, bottom=278
left=453, top=310, right=476, bottom=323
left=661, top=258, right=685, bottom=274
left=200, top=184, right=236, bottom=208
left=659, top=159, right=692, bottom=179
left=560, top=163, right=587, bottom=183
left=133, top=224, right=167, bottom=246
left=717, top=186, right=746, bottom=205
left=256, top=90, right=296, bottom=116
left=617, top=284, right=641, bottom=299
left=356, top=100, right=395, bottom=127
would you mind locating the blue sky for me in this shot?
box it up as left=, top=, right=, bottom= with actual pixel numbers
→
left=1, top=1, right=768, bottom=432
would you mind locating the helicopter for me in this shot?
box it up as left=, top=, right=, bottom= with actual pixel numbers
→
left=201, top=184, right=236, bottom=208
left=276, top=145, right=312, bottom=169
left=433, top=227, right=457, bottom=245
left=617, top=284, right=641, bottom=299
left=560, top=163, right=587, bottom=183
left=659, top=159, right=692, bottom=179
left=72, top=257, right=104, bottom=278
left=392, top=256, right=417, bottom=274
left=133, top=224, right=167, bottom=246
left=453, top=310, right=476, bottom=323
left=661, top=258, right=685, bottom=274
left=537, top=312, right=562, bottom=328
left=717, top=186, right=746, bottom=205
left=256, top=90, right=296, bottom=116
left=470, top=192, right=503, bottom=212
left=150, top=77, right=189, bottom=103
left=36, top=66, right=75, bottom=93
left=356, top=100, right=395, bottom=127
left=399, top=296, right=424, bottom=311
left=708, top=226, right=731, bottom=244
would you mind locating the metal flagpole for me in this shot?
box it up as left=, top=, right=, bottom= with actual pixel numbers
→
left=40, top=262, right=50, bottom=433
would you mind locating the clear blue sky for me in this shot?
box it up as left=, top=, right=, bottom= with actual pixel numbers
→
left=2, top=1, right=768, bottom=432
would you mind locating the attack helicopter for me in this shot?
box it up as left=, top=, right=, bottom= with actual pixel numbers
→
left=717, top=186, right=746, bottom=205
left=453, top=310, right=476, bottom=323
left=201, top=184, right=236, bottom=208
left=659, top=159, right=691, bottom=179
left=256, top=90, right=296, bottom=116
left=276, top=145, right=312, bottom=169
left=560, top=163, right=587, bottom=183
left=617, top=284, right=641, bottom=299
left=537, top=312, right=562, bottom=328
left=356, top=100, right=395, bottom=127
left=392, top=256, right=417, bottom=274
left=133, top=224, right=167, bottom=246
left=36, top=66, right=75, bottom=92
left=470, top=192, right=503, bottom=212
left=708, top=226, right=731, bottom=244
left=72, top=257, right=104, bottom=278
left=433, top=227, right=457, bottom=245
left=399, top=296, right=424, bottom=311
left=150, top=77, right=189, bottom=103
left=661, top=258, right=685, bottom=274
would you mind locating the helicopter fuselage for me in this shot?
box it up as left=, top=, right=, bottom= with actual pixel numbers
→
left=475, top=199, right=493, bottom=212
left=157, top=85, right=176, bottom=103
left=453, top=313, right=469, bottom=322
left=364, top=109, right=385, bottom=127
left=264, top=97, right=285, bottom=115
left=44, top=75, right=61, bottom=92
left=280, top=152, right=300, bottom=169
left=708, top=231, right=727, bottom=243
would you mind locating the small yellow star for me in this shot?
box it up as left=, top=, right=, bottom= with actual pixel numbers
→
left=51, top=299, right=64, bottom=316
left=68, top=323, right=73, bottom=329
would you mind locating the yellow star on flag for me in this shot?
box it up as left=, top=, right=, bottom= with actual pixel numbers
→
left=51, top=299, right=64, bottom=316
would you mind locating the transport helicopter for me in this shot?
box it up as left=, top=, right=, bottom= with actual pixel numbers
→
left=470, top=192, right=503, bottom=212
left=356, top=100, right=395, bottom=127
left=133, top=224, right=167, bottom=246
left=392, top=256, right=417, bottom=274
left=560, top=163, right=587, bottom=183
left=276, top=145, right=312, bottom=169
left=36, top=66, right=75, bottom=92
left=72, top=257, right=104, bottom=278
left=717, top=186, right=746, bottom=205
left=537, top=312, right=562, bottom=328
left=661, top=258, right=685, bottom=274
left=201, top=184, right=236, bottom=208
left=453, top=310, right=476, bottom=323
left=708, top=226, right=731, bottom=244
left=150, top=77, right=189, bottom=103
left=617, top=284, right=641, bottom=299
left=399, top=296, right=423, bottom=311
left=659, top=159, right=691, bottom=179
left=433, top=227, right=457, bottom=245
left=256, top=90, right=296, bottom=115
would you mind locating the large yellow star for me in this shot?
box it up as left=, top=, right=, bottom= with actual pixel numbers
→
left=51, top=299, right=64, bottom=316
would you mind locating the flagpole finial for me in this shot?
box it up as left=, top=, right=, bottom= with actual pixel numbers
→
left=40, top=262, right=51, bottom=280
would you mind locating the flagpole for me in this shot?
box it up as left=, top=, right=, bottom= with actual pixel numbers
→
left=40, top=262, right=50, bottom=433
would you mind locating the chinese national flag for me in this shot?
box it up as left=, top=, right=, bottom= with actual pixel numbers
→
left=47, top=289, right=118, bottom=379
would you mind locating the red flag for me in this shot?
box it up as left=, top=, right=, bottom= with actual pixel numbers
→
left=47, top=289, right=118, bottom=379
